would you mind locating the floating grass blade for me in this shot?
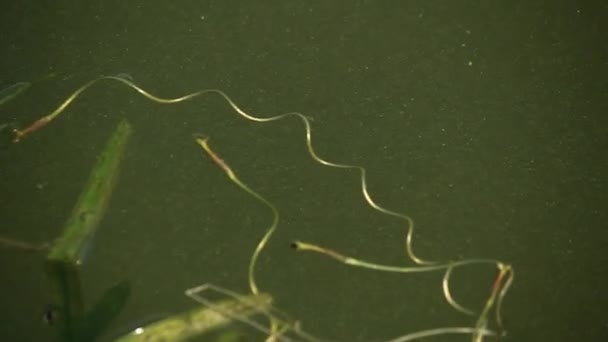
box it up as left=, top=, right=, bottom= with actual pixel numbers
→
left=45, top=119, right=132, bottom=341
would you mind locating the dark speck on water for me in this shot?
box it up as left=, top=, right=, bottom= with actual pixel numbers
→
left=42, top=304, right=60, bottom=326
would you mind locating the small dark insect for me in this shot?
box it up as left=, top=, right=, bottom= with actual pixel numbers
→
left=42, top=305, right=59, bottom=326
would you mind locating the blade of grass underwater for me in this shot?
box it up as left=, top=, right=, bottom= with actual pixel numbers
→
left=74, top=281, right=131, bottom=341
left=114, top=293, right=273, bottom=342
left=45, top=119, right=132, bottom=341
left=47, top=119, right=132, bottom=264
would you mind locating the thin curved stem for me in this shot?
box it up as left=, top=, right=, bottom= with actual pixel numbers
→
left=194, top=136, right=278, bottom=296
left=291, top=239, right=513, bottom=338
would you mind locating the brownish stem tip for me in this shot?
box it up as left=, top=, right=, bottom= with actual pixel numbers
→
left=13, top=117, right=50, bottom=143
